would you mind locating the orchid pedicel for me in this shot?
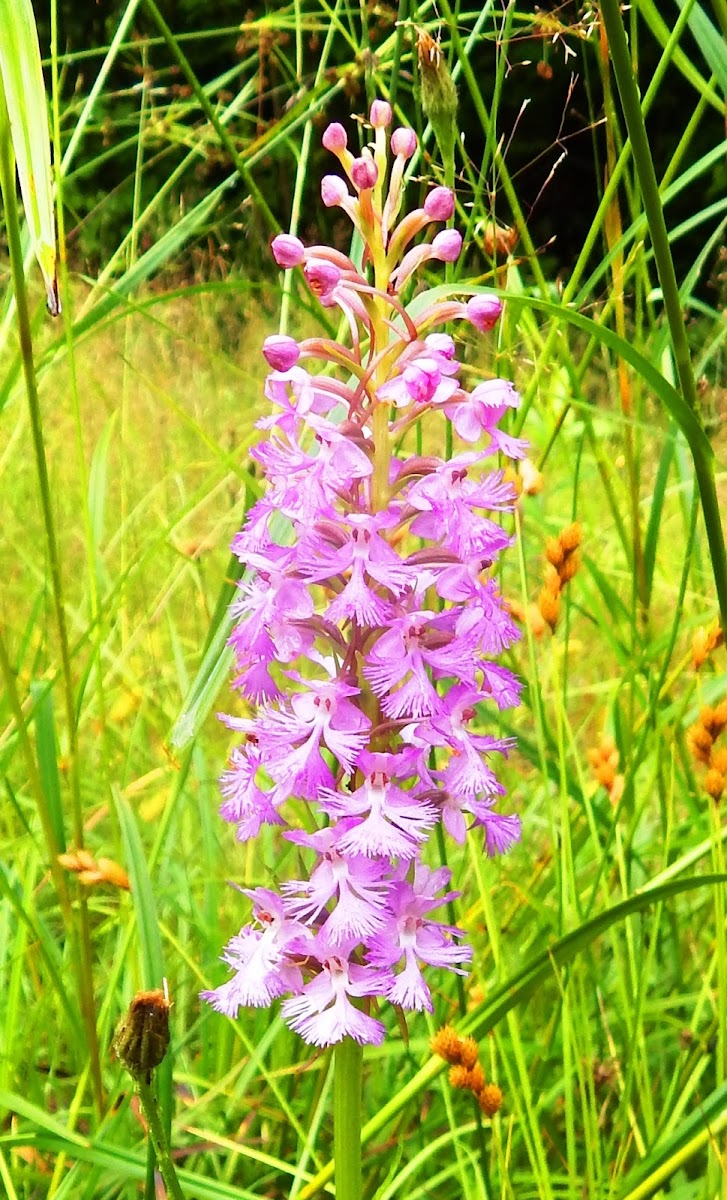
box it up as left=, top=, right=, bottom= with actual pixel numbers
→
left=203, top=102, right=525, bottom=1051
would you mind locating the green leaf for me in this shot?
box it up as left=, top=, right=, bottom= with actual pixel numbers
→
left=674, top=0, right=727, bottom=94
left=0, top=0, right=58, bottom=313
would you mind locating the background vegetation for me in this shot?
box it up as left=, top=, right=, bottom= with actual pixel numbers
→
left=1, top=2, right=726, bottom=1198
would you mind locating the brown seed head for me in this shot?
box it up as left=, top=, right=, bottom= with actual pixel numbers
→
left=538, top=584, right=561, bottom=632
left=431, top=1025, right=464, bottom=1065
left=459, top=1036, right=480, bottom=1069
left=688, top=723, right=714, bottom=764
left=595, top=760, right=617, bottom=790
left=558, top=550, right=580, bottom=583
left=113, top=988, right=171, bottom=1081
left=545, top=537, right=564, bottom=568
left=528, top=603, right=547, bottom=639
left=468, top=1062, right=486, bottom=1093
left=543, top=563, right=561, bottom=594
left=479, top=1083, right=504, bottom=1116
left=705, top=769, right=725, bottom=802
left=59, top=848, right=130, bottom=890
left=560, top=522, right=582, bottom=553
left=700, top=705, right=727, bottom=739
left=710, top=746, right=727, bottom=774
left=713, top=701, right=727, bottom=733
left=449, top=1063, right=486, bottom=1094
left=693, top=624, right=724, bottom=670
left=448, top=1064, right=472, bottom=1090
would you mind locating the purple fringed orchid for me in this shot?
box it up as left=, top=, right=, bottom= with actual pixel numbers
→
left=202, top=102, right=524, bottom=1045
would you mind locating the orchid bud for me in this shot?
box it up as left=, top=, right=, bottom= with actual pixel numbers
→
left=466, top=294, right=503, bottom=331
left=321, top=175, right=350, bottom=208
left=432, top=229, right=462, bottom=262
left=391, top=127, right=417, bottom=158
left=271, top=234, right=305, bottom=268
left=424, top=186, right=455, bottom=221
left=369, top=100, right=392, bottom=128
left=262, top=335, right=301, bottom=372
left=322, top=122, right=348, bottom=153
left=304, top=258, right=342, bottom=302
left=351, top=154, right=379, bottom=191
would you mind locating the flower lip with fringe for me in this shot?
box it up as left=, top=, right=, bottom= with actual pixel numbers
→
left=202, top=102, right=526, bottom=1047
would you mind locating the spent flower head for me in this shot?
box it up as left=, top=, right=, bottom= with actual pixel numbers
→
left=203, top=104, right=524, bottom=1047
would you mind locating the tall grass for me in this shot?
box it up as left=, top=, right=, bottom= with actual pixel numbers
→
left=1, top=2, right=726, bottom=1198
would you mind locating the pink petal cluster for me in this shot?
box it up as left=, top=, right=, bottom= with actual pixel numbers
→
left=203, top=103, right=524, bottom=1047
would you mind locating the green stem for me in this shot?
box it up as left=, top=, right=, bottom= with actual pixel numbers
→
left=136, top=1076, right=186, bottom=1200
left=600, top=0, right=727, bottom=637
left=334, top=1038, right=362, bottom=1200
left=0, top=91, right=104, bottom=1116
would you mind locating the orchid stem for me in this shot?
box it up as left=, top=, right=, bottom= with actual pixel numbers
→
left=334, top=1037, right=363, bottom=1200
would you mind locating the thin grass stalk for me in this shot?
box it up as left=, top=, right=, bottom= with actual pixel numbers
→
left=140, top=0, right=277, bottom=235
left=60, top=0, right=143, bottom=174
left=598, top=22, right=648, bottom=623
left=600, top=0, right=727, bottom=636
left=516, top=0, right=698, bottom=435
left=0, top=91, right=104, bottom=1115
left=49, top=0, right=113, bottom=816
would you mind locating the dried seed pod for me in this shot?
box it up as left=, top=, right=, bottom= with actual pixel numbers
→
left=113, top=988, right=171, bottom=1082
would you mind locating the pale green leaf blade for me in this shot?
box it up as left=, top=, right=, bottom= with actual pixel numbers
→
left=0, top=0, right=58, bottom=313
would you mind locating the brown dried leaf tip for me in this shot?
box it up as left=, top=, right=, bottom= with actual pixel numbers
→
left=58, top=848, right=130, bottom=891
left=538, top=522, right=582, bottom=632
left=431, top=1026, right=503, bottom=1115
left=113, top=986, right=171, bottom=1082
left=587, top=735, right=625, bottom=806
left=687, top=701, right=727, bottom=802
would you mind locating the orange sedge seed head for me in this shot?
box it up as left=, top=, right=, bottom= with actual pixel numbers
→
left=538, top=586, right=561, bottom=632
left=479, top=1083, right=504, bottom=1116
left=560, top=522, right=582, bottom=553
left=545, top=537, right=564, bottom=568
left=459, top=1037, right=480, bottom=1069
left=705, top=769, right=725, bottom=802
left=688, top=724, right=714, bottom=764
left=558, top=550, right=580, bottom=583
left=710, top=747, right=727, bottom=774
left=431, top=1026, right=464, bottom=1065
